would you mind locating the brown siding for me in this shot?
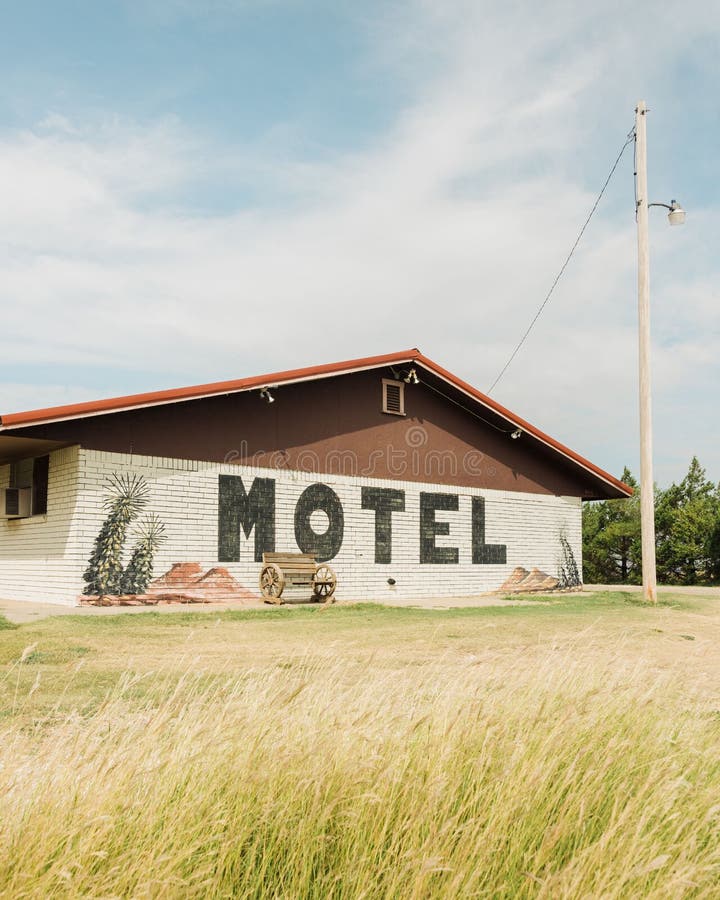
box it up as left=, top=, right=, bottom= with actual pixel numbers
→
left=6, top=370, right=616, bottom=498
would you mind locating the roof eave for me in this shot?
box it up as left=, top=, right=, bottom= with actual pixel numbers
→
left=0, top=347, right=632, bottom=499
left=413, top=353, right=633, bottom=499
left=0, top=348, right=422, bottom=430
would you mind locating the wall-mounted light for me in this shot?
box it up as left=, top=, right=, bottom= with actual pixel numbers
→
left=259, top=387, right=274, bottom=404
left=510, top=429, right=522, bottom=440
left=403, top=368, right=419, bottom=385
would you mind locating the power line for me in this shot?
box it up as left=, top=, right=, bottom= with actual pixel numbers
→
left=486, top=129, right=636, bottom=395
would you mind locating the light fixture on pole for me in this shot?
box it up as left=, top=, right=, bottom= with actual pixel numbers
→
left=649, top=199, right=686, bottom=226
left=634, top=100, right=685, bottom=604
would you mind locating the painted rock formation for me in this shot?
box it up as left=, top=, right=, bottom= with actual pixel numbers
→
left=144, top=563, right=258, bottom=602
left=80, top=562, right=258, bottom=605
left=500, top=566, right=560, bottom=593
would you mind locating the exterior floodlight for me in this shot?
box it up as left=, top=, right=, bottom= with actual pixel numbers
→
left=403, top=368, right=419, bottom=385
left=668, top=200, right=686, bottom=226
left=648, top=199, right=686, bottom=226
left=260, top=387, right=274, bottom=404
left=510, top=429, right=522, bottom=440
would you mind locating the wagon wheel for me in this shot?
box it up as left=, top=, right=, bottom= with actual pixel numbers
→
left=312, top=565, right=337, bottom=603
left=260, top=563, right=285, bottom=604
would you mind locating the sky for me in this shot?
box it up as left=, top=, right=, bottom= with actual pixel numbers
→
left=0, top=0, right=717, bottom=487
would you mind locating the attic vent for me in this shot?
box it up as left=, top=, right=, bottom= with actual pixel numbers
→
left=382, top=379, right=405, bottom=416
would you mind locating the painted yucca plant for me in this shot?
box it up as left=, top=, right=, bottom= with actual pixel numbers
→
left=558, top=531, right=582, bottom=588
left=82, top=473, right=150, bottom=595
left=120, top=514, right=167, bottom=595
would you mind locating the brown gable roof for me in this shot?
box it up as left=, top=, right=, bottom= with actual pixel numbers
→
left=0, top=348, right=632, bottom=498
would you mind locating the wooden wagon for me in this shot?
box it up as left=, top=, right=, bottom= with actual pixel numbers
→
left=259, top=552, right=337, bottom=604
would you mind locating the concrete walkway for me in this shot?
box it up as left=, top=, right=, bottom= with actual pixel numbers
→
left=2, top=584, right=717, bottom=625
left=0, top=592, right=546, bottom=624
left=0, top=597, right=246, bottom=624
left=584, top=584, right=720, bottom=597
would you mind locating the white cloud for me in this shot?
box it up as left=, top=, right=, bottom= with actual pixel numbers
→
left=0, top=383, right=99, bottom=415
left=0, top=0, right=717, bottom=484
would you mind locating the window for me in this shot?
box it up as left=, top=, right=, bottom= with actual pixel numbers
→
left=32, top=456, right=49, bottom=515
left=9, top=455, right=49, bottom=515
left=9, top=458, right=33, bottom=490
left=382, top=379, right=405, bottom=416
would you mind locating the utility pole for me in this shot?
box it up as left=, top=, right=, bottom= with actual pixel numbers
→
left=635, top=100, right=657, bottom=605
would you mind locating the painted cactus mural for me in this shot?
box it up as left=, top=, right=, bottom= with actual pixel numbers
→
left=83, top=474, right=150, bottom=595
left=81, top=471, right=257, bottom=605
left=82, top=473, right=167, bottom=597
left=119, top=514, right=167, bottom=594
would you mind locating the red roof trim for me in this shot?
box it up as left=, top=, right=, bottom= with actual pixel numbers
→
left=413, top=353, right=632, bottom=497
left=0, top=347, right=632, bottom=497
left=0, top=349, right=422, bottom=428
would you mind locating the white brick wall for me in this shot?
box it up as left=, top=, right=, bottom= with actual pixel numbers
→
left=0, top=446, right=85, bottom=603
left=0, top=447, right=583, bottom=605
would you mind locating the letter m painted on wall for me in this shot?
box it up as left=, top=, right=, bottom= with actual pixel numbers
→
left=218, top=475, right=275, bottom=562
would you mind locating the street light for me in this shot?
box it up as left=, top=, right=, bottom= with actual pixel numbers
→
left=649, top=199, right=686, bottom=226
left=634, top=100, right=685, bottom=604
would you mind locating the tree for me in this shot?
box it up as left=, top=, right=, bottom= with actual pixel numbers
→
left=655, top=457, right=719, bottom=584
left=582, top=459, right=720, bottom=587
left=708, top=516, right=720, bottom=582
left=582, top=467, right=641, bottom=583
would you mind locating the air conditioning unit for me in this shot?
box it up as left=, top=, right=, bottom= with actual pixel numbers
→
left=2, top=488, right=32, bottom=518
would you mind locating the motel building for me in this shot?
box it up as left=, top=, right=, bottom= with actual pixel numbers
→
left=0, top=350, right=631, bottom=606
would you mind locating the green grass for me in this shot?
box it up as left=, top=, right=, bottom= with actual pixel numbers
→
left=1, top=590, right=719, bottom=897
left=0, top=613, right=17, bottom=630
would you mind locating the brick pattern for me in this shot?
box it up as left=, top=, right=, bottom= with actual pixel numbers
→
left=0, top=447, right=583, bottom=605
left=0, top=446, right=84, bottom=602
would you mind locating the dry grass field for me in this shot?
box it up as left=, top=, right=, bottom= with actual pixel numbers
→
left=1, top=591, right=719, bottom=898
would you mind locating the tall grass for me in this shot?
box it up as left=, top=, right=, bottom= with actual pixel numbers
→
left=1, top=646, right=719, bottom=897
